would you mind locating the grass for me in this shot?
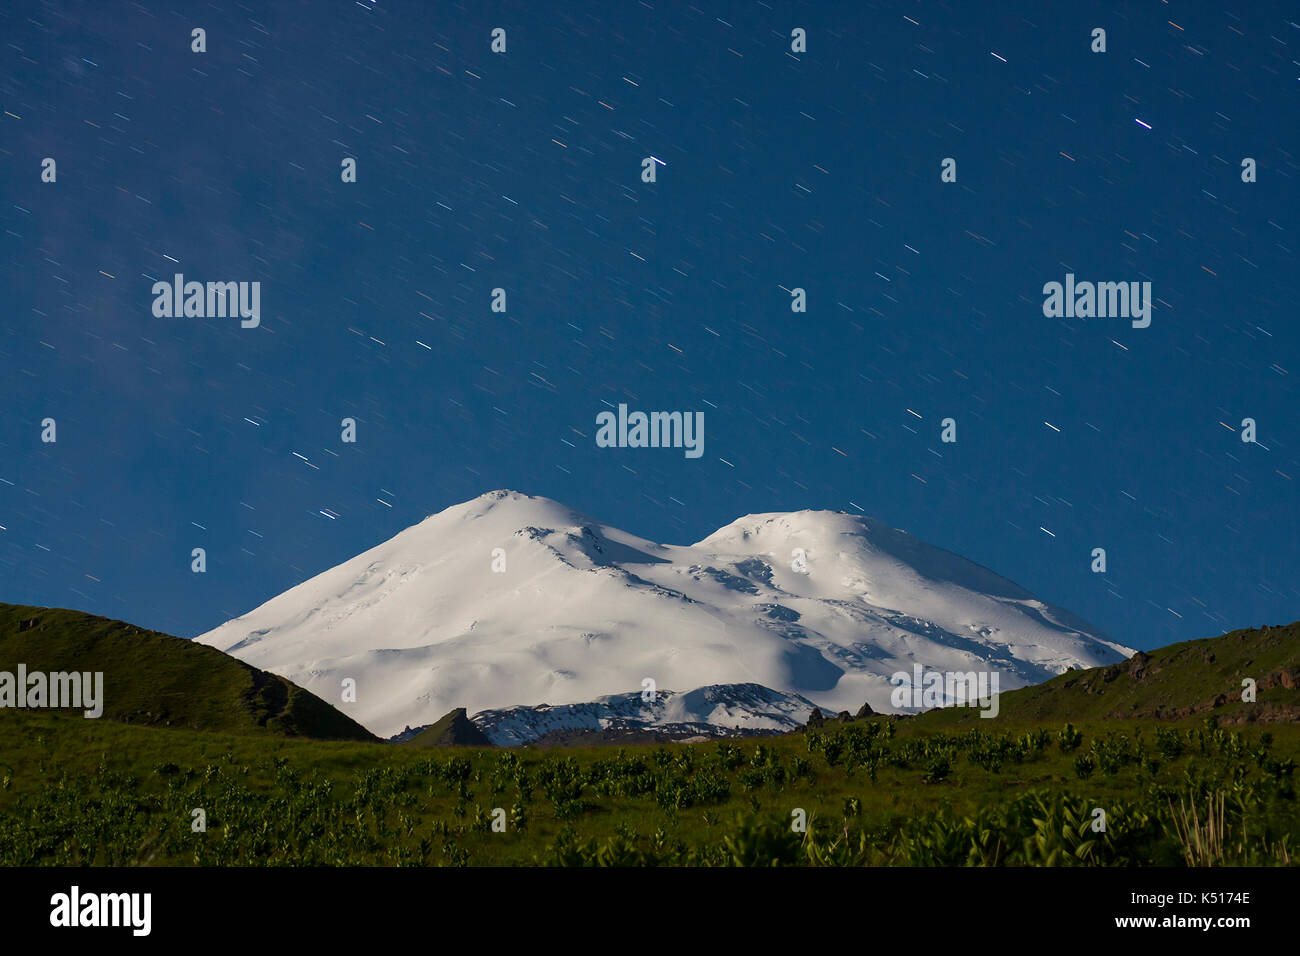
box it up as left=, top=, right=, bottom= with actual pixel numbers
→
left=0, top=708, right=1294, bottom=865
left=403, top=708, right=492, bottom=748
left=0, top=603, right=376, bottom=741
left=916, top=621, right=1300, bottom=727
left=1, top=604, right=1296, bottom=865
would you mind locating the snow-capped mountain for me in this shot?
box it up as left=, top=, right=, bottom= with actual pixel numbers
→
left=194, top=490, right=1132, bottom=739
left=468, top=683, right=819, bottom=746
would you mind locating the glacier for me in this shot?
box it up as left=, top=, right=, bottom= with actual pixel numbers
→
left=194, top=490, right=1132, bottom=739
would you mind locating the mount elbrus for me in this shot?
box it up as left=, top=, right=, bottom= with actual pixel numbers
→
left=195, top=491, right=1130, bottom=742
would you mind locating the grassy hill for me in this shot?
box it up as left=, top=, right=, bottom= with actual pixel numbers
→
left=401, top=708, right=494, bottom=748
left=0, top=603, right=377, bottom=742
left=0, top=611, right=1296, bottom=865
left=908, top=620, right=1300, bottom=729
left=1, top=701, right=1295, bottom=866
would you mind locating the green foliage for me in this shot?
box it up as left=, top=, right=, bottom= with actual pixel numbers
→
left=1057, top=723, right=1084, bottom=753
left=0, top=603, right=376, bottom=742
left=1, top=703, right=1297, bottom=867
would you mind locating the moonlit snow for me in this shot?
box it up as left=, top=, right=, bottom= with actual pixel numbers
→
left=194, top=490, right=1131, bottom=739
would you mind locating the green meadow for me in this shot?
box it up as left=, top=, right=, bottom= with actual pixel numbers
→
left=1, top=605, right=1296, bottom=866
left=1, top=708, right=1295, bottom=866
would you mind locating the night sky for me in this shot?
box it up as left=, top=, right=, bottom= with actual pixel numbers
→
left=2, top=0, right=1297, bottom=653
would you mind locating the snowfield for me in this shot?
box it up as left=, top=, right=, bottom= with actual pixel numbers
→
left=470, top=683, right=820, bottom=746
left=194, top=490, right=1132, bottom=739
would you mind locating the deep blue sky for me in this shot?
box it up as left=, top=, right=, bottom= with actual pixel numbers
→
left=2, top=0, right=1296, bottom=652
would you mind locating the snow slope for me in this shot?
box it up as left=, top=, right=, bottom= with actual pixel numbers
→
left=471, top=683, right=819, bottom=746
left=194, top=490, right=1131, bottom=738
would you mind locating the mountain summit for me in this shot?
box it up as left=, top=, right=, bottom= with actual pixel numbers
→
left=194, top=491, right=1131, bottom=738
